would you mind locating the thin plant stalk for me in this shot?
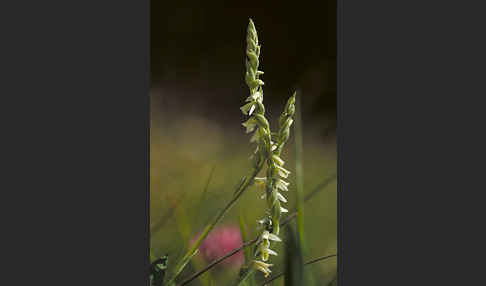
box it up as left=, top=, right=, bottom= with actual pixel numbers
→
left=239, top=214, right=257, bottom=286
left=303, top=173, right=337, bottom=203
left=198, top=166, right=215, bottom=217
left=179, top=214, right=297, bottom=286
left=293, top=93, right=318, bottom=286
left=178, top=173, right=336, bottom=285
left=239, top=215, right=252, bottom=265
left=179, top=238, right=258, bottom=286
left=166, top=161, right=265, bottom=285
left=150, top=191, right=187, bottom=236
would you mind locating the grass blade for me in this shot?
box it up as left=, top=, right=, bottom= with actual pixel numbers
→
left=176, top=174, right=336, bottom=286
left=174, top=174, right=335, bottom=285
left=151, top=191, right=187, bottom=235
left=283, top=226, right=304, bottom=286
left=179, top=212, right=299, bottom=286
left=198, top=166, right=216, bottom=218
left=294, top=92, right=315, bottom=286
left=166, top=161, right=265, bottom=284
left=180, top=238, right=258, bottom=286
left=239, top=215, right=251, bottom=265
left=239, top=214, right=256, bottom=286
left=294, top=91, right=305, bottom=248
left=303, top=173, right=337, bottom=203
left=170, top=249, right=199, bottom=285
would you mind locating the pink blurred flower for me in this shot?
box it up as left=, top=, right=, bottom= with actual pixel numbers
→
left=190, top=225, right=244, bottom=268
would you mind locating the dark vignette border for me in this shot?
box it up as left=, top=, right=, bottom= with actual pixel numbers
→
left=338, top=1, right=486, bottom=285
left=336, top=0, right=343, bottom=284
left=2, top=0, right=151, bottom=285
left=3, top=0, right=485, bottom=285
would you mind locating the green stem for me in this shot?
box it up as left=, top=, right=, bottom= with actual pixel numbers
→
left=180, top=238, right=258, bottom=286
left=175, top=174, right=335, bottom=285
left=178, top=213, right=298, bottom=286
left=166, top=161, right=264, bottom=285
left=239, top=215, right=253, bottom=267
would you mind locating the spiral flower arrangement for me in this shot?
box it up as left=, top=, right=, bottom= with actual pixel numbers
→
left=157, top=19, right=298, bottom=286
left=241, top=19, right=296, bottom=278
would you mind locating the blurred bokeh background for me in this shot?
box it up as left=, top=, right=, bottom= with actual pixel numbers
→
left=150, top=1, right=337, bottom=285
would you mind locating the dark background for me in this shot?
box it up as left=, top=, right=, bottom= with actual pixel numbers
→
left=4, top=0, right=486, bottom=285
left=151, top=0, right=337, bottom=136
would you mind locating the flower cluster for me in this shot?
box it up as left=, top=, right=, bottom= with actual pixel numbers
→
left=240, top=19, right=296, bottom=278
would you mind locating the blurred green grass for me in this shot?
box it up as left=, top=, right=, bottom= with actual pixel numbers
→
left=150, top=109, right=336, bottom=285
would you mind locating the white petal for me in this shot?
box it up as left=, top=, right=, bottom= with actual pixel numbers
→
left=286, top=118, right=294, bottom=128
left=272, top=155, right=284, bottom=166
left=240, top=102, right=254, bottom=115
left=277, top=192, right=287, bottom=202
left=280, top=206, right=289, bottom=213
left=254, top=260, right=273, bottom=268
left=249, top=104, right=256, bottom=116
left=267, top=233, right=281, bottom=242
left=267, top=248, right=278, bottom=256
left=276, top=179, right=289, bottom=191
left=280, top=179, right=290, bottom=187
left=261, top=230, right=270, bottom=240
left=277, top=166, right=290, bottom=178
left=246, top=92, right=261, bottom=102
left=255, top=265, right=271, bottom=277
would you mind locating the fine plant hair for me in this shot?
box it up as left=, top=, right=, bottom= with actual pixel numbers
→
left=152, top=19, right=303, bottom=286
